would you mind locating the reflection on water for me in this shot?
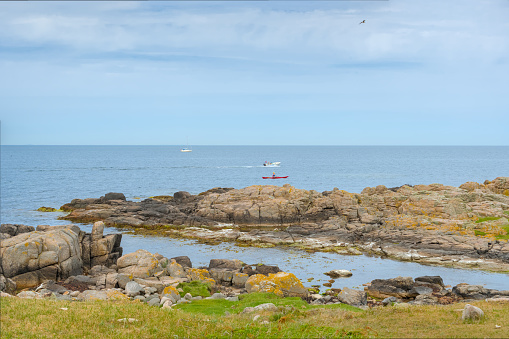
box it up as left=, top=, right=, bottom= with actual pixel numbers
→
left=77, top=224, right=509, bottom=291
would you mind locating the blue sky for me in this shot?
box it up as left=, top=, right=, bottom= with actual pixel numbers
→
left=1, top=0, right=508, bottom=145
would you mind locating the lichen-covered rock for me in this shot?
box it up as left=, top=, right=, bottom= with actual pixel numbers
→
left=161, top=285, right=181, bottom=303
left=232, top=272, right=249, bottom=288
left=117, top=250, right=161, bottom=278
left=167, top=259, right=187, bottom=278
left=186, top=268, right=216, bottom=286
left=0, top=227, right=83, bottom=289
left=245, top=272, right=308, bottom=297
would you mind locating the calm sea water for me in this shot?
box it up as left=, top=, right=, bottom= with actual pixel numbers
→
left=1, top=145, right=508, bottom=290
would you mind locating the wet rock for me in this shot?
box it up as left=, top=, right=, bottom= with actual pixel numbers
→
left=324, top=270, right=352, bottom=278
left=367, top=276, right=419, bottom=299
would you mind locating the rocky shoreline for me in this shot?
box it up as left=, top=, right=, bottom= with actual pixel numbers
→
left=56, top=178, right=509, bottom=272
left=2, top=223, right=509, bottom=311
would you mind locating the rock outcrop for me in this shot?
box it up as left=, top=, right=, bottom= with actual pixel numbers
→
left=0, top=222, right=122, bottom=290
left=57, top=179, right=509, bottom=271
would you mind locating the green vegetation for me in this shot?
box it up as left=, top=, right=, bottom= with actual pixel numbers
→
left=177, top=281, right=212, bottom=298
left=37, top=207, right=59, bottom=212
left=474, top=230, right=487, bottom=237
left=2, top=295, right=509, bottom=338
left=495, top=225, right=509, bottom=240
left=475, top=216, right=501, bottom=223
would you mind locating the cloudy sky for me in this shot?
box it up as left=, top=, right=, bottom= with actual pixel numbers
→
left=1, top=0, right=508, bottom=145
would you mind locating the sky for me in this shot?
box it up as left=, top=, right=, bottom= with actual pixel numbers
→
left=0, top=0, right=508, bottom=146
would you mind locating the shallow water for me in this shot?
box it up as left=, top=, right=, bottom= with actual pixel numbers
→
left=75, top=223, right=509, bottom=291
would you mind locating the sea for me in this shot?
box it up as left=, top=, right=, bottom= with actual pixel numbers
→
left=1, top=145, right=509, bottom=290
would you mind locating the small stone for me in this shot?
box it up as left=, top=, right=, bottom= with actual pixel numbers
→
left=382, top=296, right=397, bottom=306
left=253, top=315, right=260, bottom=321
left=117, top=318, right=138, bottom=323
left=324, top=270, right=353, bottom=278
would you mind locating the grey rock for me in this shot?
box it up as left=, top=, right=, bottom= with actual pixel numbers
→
left=147, top=297, right=161, bottom=306
left=254, top=303, right=278, bottom=311
left=209, top=259, right=244, bottom=270
left=415, top=276, right=444, bottom=287
left=125, top=281, right=144, bottom=297
left=77, top=290, right=108, bottom=301
left=382, top=296, right=397, bottom=306
left=226, top=296, right=239, bottom=302
left=171, top=256, right=192, bottom=268
left=462, top=304, right=484, bottom=321
left=184, top=293, right=193, bottom=300
left=116, top=273, right=132, bottom=289
left=133, top=295, right=146, bottom=302
left=414, top=286, right=433, bottom=295
left=207, top=292, right=227, bottom=300
left=17, top=291, right=39, bottom=299
left=338, top=287, right=367, bottom=306
left=324, top=270, right=353, bottom=278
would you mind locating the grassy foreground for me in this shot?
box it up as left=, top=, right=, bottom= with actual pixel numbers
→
left=1, top=293, right=508, bottom=338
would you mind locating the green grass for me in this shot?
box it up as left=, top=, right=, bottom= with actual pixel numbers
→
left=3, top=295, right=509, bottom=338
left=177, top=280, right=212, bottom=298
left=495, top=225, right=509, bottom=240
left=174, top=292, right=359, bottom=316
left=475, top=216, right=501, bottom=223
left=474, top=230, right=487, bottom=237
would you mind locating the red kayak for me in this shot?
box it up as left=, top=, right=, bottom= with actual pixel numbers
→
left=262, top=176, right=288, bottom=179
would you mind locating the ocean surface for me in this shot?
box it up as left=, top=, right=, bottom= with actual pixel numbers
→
left=2, top=145, right=509, bottom=290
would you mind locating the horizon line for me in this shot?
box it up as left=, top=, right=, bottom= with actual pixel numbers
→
left=1, top=144, right=508, bottom=147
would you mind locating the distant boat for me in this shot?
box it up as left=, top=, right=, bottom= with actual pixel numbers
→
left=263, top=161, right=280, bottom=167
left=262, top=176, right=288, bottom=179
left=181, top=138, right=192, bottom=152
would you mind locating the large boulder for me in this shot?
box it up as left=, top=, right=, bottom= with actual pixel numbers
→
left=245, top=272, right=308, bottom=298
left=367, top=276, right=419, bottom=299
left=117, top=250, right=162, bottom=278
left=0, top=227, right=83, bottom=289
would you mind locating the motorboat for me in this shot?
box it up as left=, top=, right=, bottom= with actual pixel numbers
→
left=263, top=161, right=280, bottom=167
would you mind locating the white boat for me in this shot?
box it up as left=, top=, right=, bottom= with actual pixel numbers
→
left=181, top=138, right=192, bottom=152
left=263, top=161, right=280, bottom=167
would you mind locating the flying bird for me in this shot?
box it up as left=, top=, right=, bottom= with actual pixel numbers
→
left=359, top=20, right=366, bottom=24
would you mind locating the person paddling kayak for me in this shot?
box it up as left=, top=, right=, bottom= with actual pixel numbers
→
left=272, top=172, right=276, bottom=178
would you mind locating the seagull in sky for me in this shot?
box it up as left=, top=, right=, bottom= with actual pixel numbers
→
left=359, top=20, right=366, bottom=25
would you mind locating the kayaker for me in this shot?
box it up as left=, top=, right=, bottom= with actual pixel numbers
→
left=272, top=172, right=276, bottom=178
